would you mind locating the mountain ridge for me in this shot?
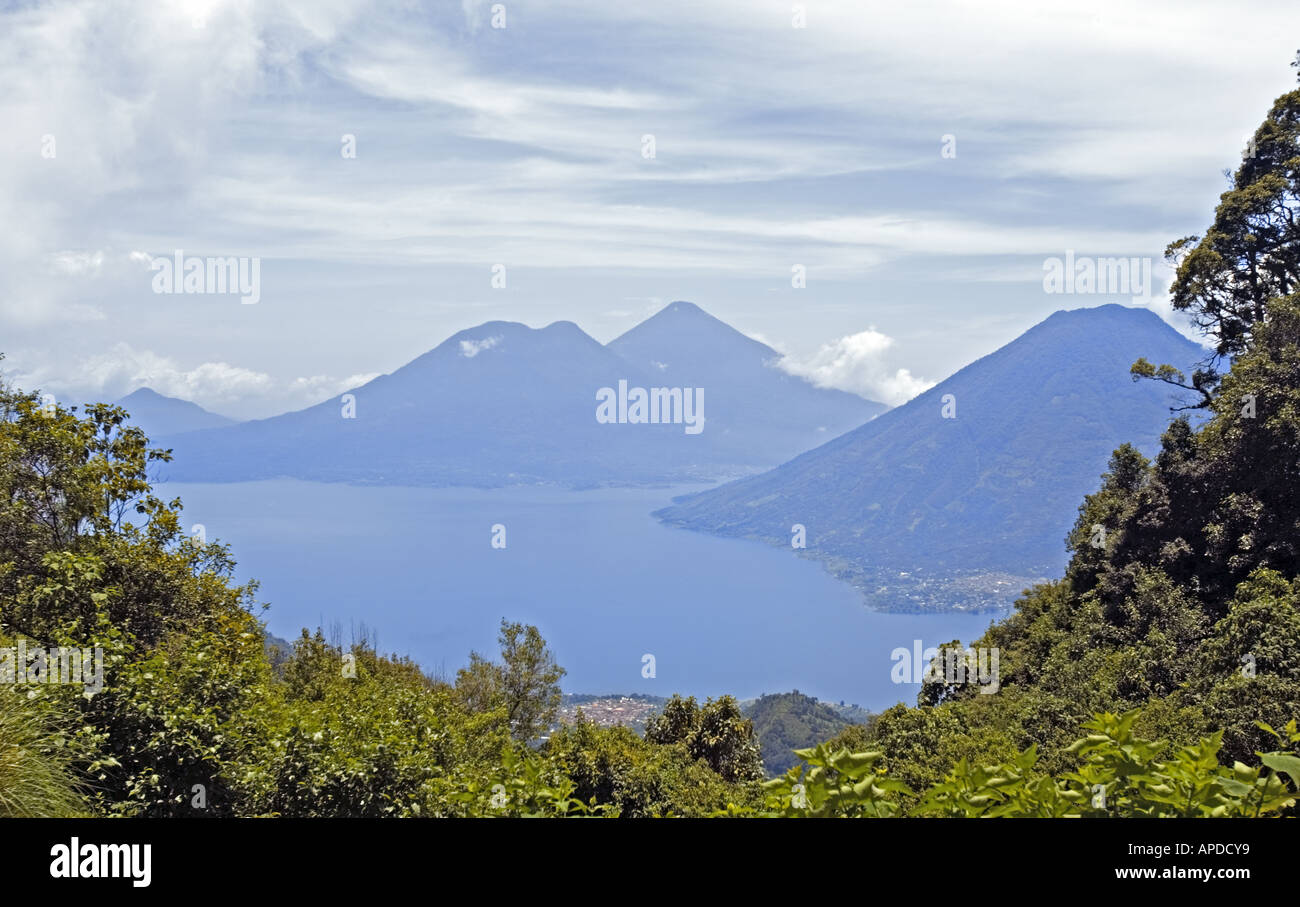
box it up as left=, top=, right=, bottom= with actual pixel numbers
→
left=157, top=303, right=883, bottom=488
left=113, top=387, right=235, bottom=436
left=654, top=304, right=1211, bottom=612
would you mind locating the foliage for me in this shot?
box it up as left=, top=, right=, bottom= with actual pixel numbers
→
left=3, top=354, right=1297, bottom=818
left=1162, top=89, right=1300, bottom=366
left=645, top=694, right=765, bottom=783
left=759, top=744, right=910, bottom=817
left=743, top=690, right=857, bottom=775
left=0, top=688, right=86, bottom=817
left=735, top=709, right=1300, bottom=818
left=545, top=717, right=760, bottom=817
left=455, top=619, right=565, bottom=743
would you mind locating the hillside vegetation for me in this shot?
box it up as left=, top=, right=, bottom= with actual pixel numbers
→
left=744, top=691, right=858, bottom=775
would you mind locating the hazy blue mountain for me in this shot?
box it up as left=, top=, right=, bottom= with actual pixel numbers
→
left=114, top=387, right=234, bottom=436
left=607, top=301, right=886, bottom=464
left=655, top=305, right=1210, bottom=612
left=159, top=305, right=885, bottom=488
left=162, top=320, right=681, bottom=486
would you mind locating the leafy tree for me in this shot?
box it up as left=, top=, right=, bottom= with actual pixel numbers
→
left=1134, top=82, right=1300, bottom=402
left=86, top=610, right=276, bottom=816
left=643, top=693, right=700, bottom=745
left=645, top=694, right=764, bottom=782
left=456, top=619, right=565, bottom=743
left=498, top=620, right=565, bottom=742
left=545, top=716, right=759, bottom=817
left=692, top=695, right=765, bottom=783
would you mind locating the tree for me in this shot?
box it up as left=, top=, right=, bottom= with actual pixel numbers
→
left=644, top=694, right=700, bottom=746
left=544, top=717, right=759, bottom=817
left=0, top=368, right=270, bottom=815
left=645, top=694, right=764, bottom=782
left=0, top=376, right=259, bottom=649
left=1135, top=79, right=1300, bottom=405
left=692, top=695, right=765, bottom=782
left=456, top=619, right=564, bottom=743
left=454, top=651, right=503, bottom=715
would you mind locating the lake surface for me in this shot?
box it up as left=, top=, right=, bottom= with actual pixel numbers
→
left=161, top=480, right=1004, bottom=712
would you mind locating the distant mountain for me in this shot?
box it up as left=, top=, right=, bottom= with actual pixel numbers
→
left=655, top=305, right=1210, bottom=612
left=160, top=304, right=885, bottom=488
left=607, top=301, right=886, bottom=465
left=161, top=320, right=675, bottom=486
left=743, top=690, right=858, bottom=775
left=114, top=387, right=234, bottom=436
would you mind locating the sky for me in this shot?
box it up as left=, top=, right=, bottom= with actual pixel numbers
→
left=1, top=0, right=1297, bottom=418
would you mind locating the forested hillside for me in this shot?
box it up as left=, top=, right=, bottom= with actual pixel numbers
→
left=744, top=691, right=858, bottom=775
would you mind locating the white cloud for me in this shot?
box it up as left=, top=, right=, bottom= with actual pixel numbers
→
left=1, top=0, right=1294, bottom=398
left=459, top=336, right=501, bottom=358
left=288, top=372, right=381, bottom=399
left=778, top=329, right=934, bottom=406
left=48, top=343, right=273, bottom=406
left=6, top=343, right=375, bottom=417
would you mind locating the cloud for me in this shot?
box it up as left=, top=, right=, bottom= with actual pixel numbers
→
left=2, top=0, right=1295, bottom=401
left=45, top=250, right=106, bottom=276
left=2, top=0, right=1217, bottom=282
left=6, top=343, right=375, bottom=417
left=39, top=343, right=273, bottom=406
left=288, top=372, right=381, bottom=399
left=459, top=336, right=501, bottom=357
left=0, top=291, right=105, bottom=326
left=778, top=329, right=934, bottom=406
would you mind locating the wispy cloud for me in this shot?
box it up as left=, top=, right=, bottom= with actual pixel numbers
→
left=7, top=342, right=374, bottom=417
left=1, top=0, right=1294, bottom=407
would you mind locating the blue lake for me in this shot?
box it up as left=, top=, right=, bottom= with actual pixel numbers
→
left=161, top=480, right=1004, bottom=712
